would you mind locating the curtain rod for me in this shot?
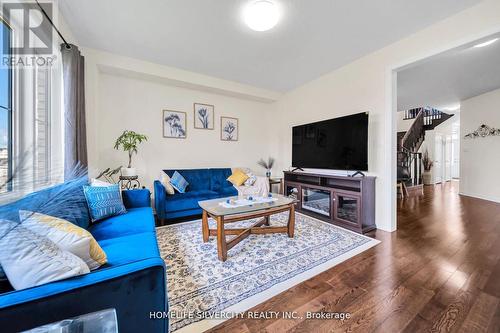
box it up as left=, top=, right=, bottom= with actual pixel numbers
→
left=35, top=0, right=71, bottom=50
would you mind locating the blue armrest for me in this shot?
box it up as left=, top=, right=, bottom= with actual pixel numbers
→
left=0, top=258, right=167, bottom=332
left=122, top=189, right=151, bottom=209
left=153, top=181, right=166, bottom=218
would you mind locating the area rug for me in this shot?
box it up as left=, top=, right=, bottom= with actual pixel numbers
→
left=156, top=212, right=380, bottom=333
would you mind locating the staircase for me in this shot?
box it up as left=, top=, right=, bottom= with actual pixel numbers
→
left=397, top=107, right=453, bottom=189
left=404, top=107, right=454, bottom=134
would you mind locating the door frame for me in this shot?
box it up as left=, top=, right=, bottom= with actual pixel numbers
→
left=385, top=25, right=500, bottom=232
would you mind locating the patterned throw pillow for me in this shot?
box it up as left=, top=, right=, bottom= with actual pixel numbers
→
left=244, top=172, right=257, bottom=186
left=170, top=171, right=189, bottom=193
left=227, top=169, right=249, bottom=186
left=83, top=185, right=127, bottom=222
left=0, top=219, right=89, bottom=290
left=19, top=211, right=107, bottom=270
left=160, top=173, right=175, bottom=195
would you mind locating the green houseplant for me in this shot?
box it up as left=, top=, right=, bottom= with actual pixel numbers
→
left=114, top=130, right=148, bottom=177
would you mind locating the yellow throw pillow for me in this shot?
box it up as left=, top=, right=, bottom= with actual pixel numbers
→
left=19, top=211, right=107, bottom=270
left=227, top=169, right=249, bottom=186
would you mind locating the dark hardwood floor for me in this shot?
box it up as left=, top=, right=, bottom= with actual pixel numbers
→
left=208, top=181, right=500, bottom=332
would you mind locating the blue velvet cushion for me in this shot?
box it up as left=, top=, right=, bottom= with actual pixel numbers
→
left=170, top=171, right=189, bottom=193
left=89, top=207, right=155, bottom=241
left=165, top=190, right=218, bottom=212
left=163, top=169, right=210, bottom=191
left=83, top=185, right=126, bottom=222
left=209, top=168, right=233, bottom=192
left=0, top=176, right=90, bottom=229
left=121, top=189, right=150, bottom=209
left=218, top=186, right=238, bottom=197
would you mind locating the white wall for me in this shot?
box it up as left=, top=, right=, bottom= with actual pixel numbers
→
left=82, top=0, right=500, bottom=231
left=460, top=88, right=500, bottom=203
left=92, top=72, right=274, bottom=189
left=268, top=0, right=500, bottom=231
left=83, top=49, right=282, bottom=187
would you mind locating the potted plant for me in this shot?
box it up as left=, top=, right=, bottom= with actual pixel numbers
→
left=422, top=149, right=433, bottom=185
left=257, top=157, right=275, bottom=178
left=114, top=130, right=148, bottom=177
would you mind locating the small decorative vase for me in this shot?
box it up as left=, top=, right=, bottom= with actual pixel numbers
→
left=121, top=167, right=137, bottom=177
left=266, top=170, right=271, bottom=178
left=422, top=171, right=432, bottom=185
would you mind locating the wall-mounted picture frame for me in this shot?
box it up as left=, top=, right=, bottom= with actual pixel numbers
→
left=194, top=103, right=214, bottom=130
left=221, top=116, right=238, bottom=141
left=163, top=110, right=187, bottom=139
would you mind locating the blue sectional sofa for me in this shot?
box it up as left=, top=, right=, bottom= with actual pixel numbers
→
left=154, top=168, right=238, bottom=222
left=0, top=178, right=167, bottom=333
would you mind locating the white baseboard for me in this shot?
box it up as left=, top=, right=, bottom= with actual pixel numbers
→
left=459, top=191, right=500, bottom=204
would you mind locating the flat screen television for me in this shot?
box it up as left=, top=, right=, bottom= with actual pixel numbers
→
left=292, top=112, right=368, bottom=171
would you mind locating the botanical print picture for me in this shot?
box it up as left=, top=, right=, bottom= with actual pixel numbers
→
left=194, top=103, right=214, bottom=129
left=163, top=110, right=187, bottom=138
left=221, top=116, right=238, bottom=141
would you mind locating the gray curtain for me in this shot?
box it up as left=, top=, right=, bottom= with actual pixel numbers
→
left=61, top=44, right=87, bottom=180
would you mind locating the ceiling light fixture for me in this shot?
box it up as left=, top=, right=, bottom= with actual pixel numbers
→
left=244, top=0, right=280, bottom=32
left=473, top=38, right=499, bottom=48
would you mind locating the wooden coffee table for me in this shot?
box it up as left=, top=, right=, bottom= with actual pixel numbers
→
left=199, top=195, right=297, bottom=261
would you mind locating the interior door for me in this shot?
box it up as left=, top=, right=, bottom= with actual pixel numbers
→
left=434, top=134, right=443, bottom=183
left=445, top=136, right=452, bottom=181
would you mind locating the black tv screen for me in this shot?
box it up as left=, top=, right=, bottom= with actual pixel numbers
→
left=292, top=112, right=368, bottom=171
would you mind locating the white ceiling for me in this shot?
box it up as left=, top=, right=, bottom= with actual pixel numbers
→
left=59, top=0, right=480, bottom=92
left=397, top=33, right=500, bottom=111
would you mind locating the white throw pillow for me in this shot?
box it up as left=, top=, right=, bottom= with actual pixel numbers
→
left=90, top=178, right=114, bottom=187
left=160, top=173, right=175, bottom=195
left=19, top=211, right=107, bottom=270
left=0, top=220, right=89, bottom=290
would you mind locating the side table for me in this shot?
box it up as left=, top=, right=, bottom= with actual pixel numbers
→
left=118, top=175, right=141, bottom=190
left=268, top=177, right=283, bottom=194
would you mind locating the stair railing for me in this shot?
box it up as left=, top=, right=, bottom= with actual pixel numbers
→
left=397, top=150, right=423, bottom=186
left=401, top=108, right=424, bottom=153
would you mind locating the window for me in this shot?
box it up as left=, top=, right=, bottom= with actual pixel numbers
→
left=34, top=63, right=52, bottom=184
left=0, top=8, right=63, bottom=203
left=0, top=20, right=12, bottom=193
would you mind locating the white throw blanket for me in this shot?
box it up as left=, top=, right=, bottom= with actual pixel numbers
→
left=234, top=175, right=269, bottom=197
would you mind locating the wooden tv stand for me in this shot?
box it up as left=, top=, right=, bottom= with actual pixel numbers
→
left=283, top=171, right=376, bottom=234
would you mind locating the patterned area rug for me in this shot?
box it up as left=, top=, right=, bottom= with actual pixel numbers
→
left=156, top=212, right=379, bottom=332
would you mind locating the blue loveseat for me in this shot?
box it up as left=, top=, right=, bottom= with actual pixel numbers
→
left=0, top=178, right=167, bottom=333
left=154, top=168, right=238, bottom=222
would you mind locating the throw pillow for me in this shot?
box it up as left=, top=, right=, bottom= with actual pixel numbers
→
left=0, top=220, right=89, bottom=290
left=170, top=171, right=189, bottom=193
left=160, top=173, right=175, bottom=195
left=90, top=178, right=114, bottom=187
left=83, top=184, right=127, bottom=222
left=19, top=211, right=107, bottom=270
left=244, top=172, right=257, bottom=186
left=227, top=169, right=249, bottom=186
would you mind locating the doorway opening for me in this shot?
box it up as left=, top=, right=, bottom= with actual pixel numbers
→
left=393, top=32, right=500, bottom=214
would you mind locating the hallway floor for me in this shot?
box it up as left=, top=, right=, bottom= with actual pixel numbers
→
left=210, top=181, right=500, bottom=332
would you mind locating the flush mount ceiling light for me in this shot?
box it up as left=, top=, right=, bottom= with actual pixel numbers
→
left=473, top=38, right=499, bottom=48
left=244, top=0, right=280, bottom=32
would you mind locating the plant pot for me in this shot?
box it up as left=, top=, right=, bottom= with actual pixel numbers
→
left=423, top=171, right=432, bottom=185
left=121, top=167, right=137, bottom=177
